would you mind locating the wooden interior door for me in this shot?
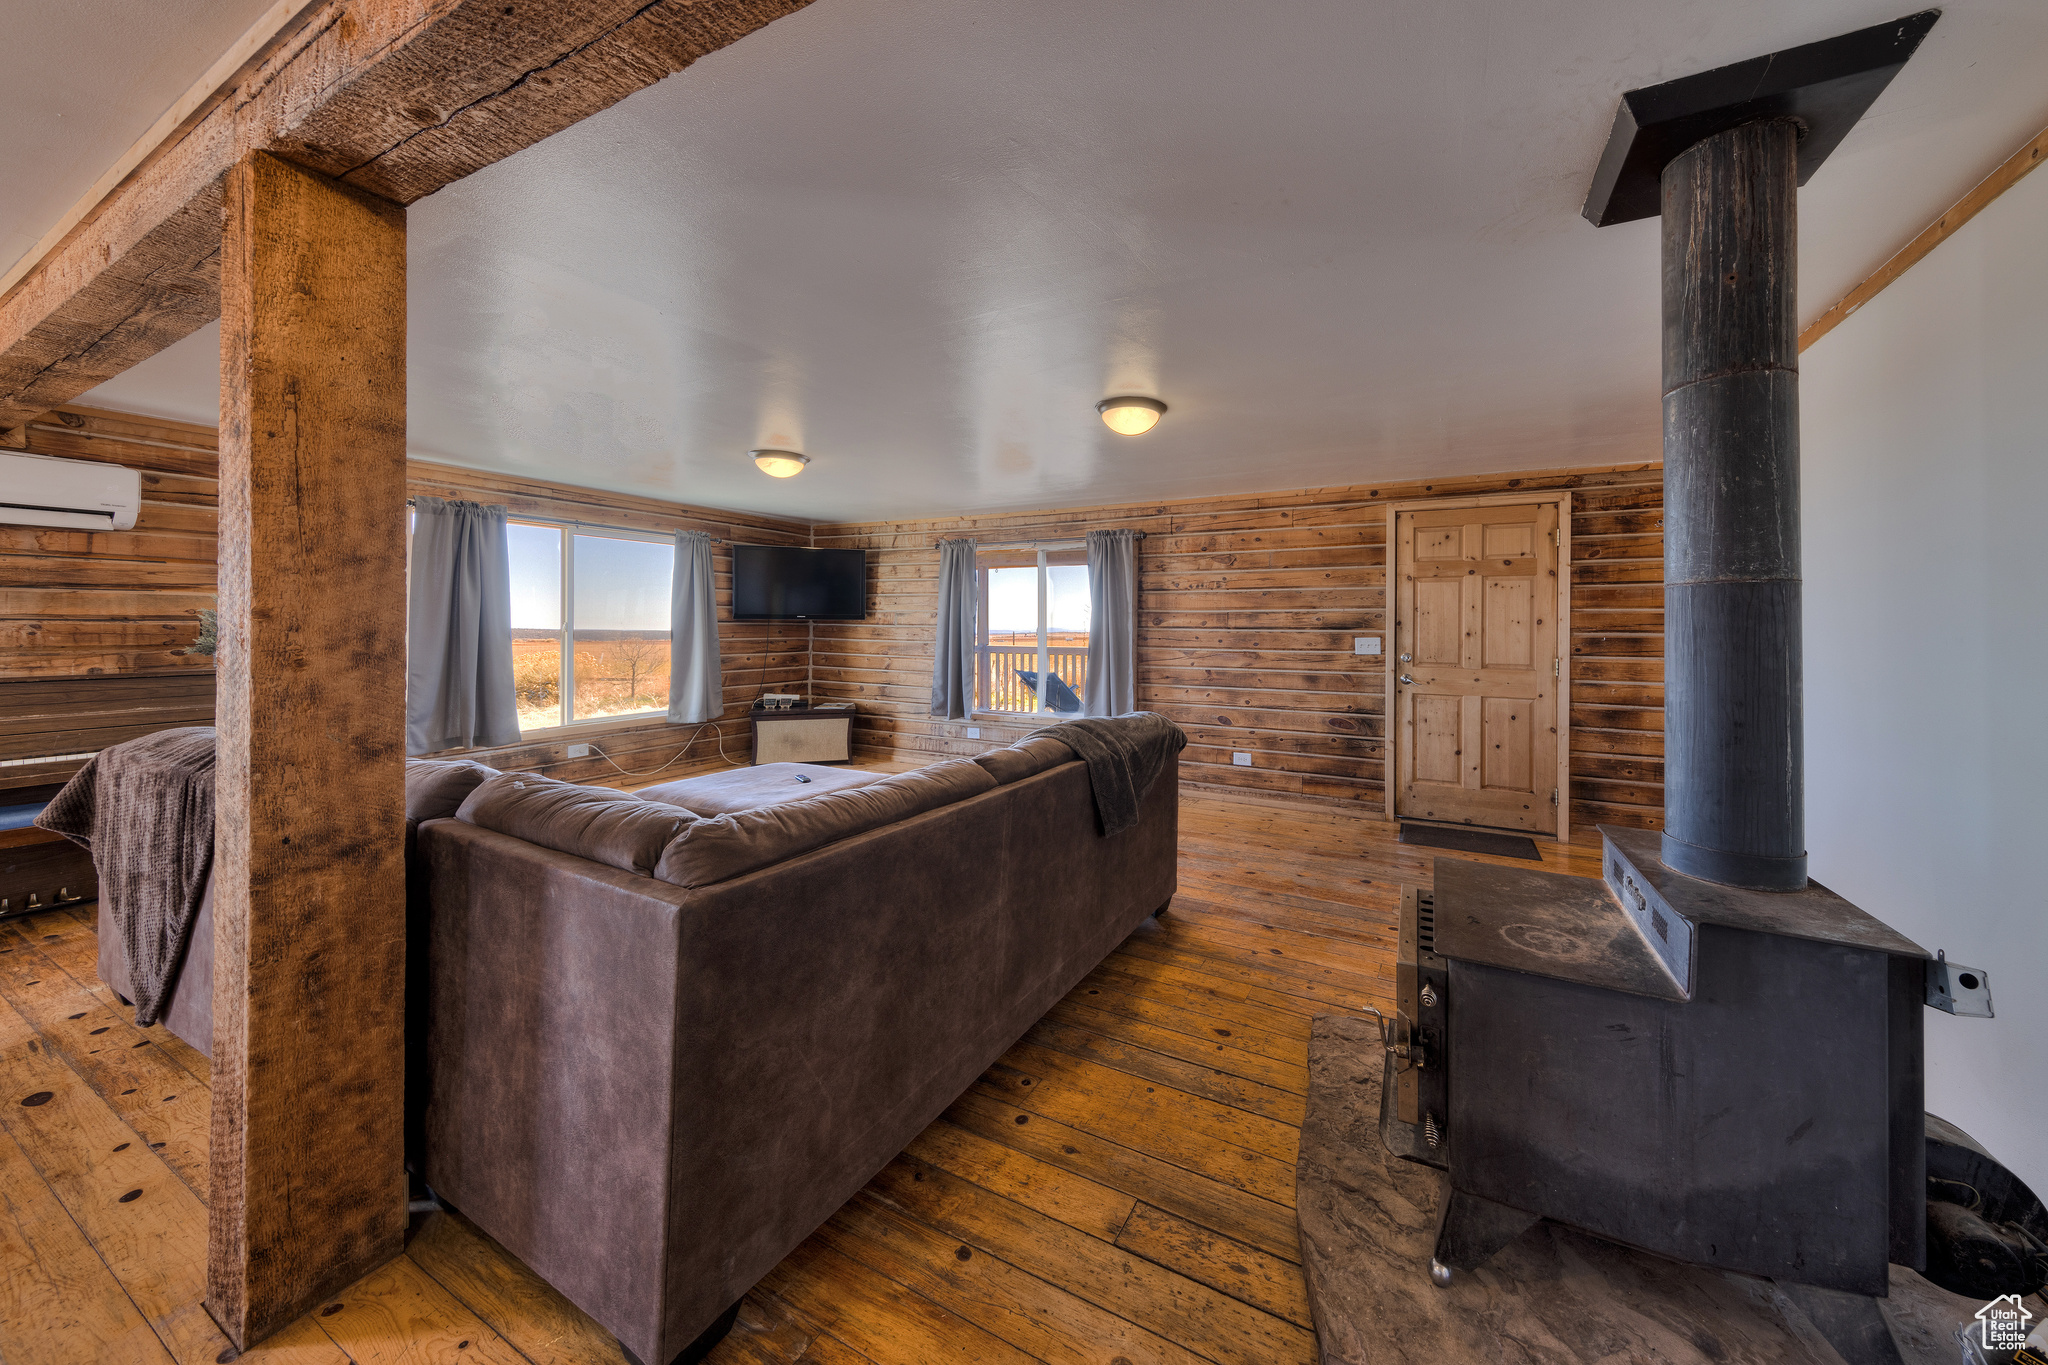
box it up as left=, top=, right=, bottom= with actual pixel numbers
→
left=1393, top=502, right=1560, bottom=834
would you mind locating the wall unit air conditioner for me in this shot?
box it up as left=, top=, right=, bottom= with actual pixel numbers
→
left=0, top=451, right=141, bottom=530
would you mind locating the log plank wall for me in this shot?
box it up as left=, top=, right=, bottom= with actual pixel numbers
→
left=812, top=464, right=1667, bottom=835
left=0, top=407, right=810, bottom=791
left=0, top=406, right=220, bottom=791
left=2, top=409, right=1665, bottom=830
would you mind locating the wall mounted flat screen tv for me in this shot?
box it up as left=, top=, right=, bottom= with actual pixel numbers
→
left=731, top=545, right=868, bottom=621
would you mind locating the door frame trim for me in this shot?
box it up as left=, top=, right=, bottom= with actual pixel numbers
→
left=1383, top=491, right=1573, bottom=841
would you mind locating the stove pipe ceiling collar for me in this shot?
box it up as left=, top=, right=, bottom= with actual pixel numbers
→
left=1582, top=10, right=1940, bottom=228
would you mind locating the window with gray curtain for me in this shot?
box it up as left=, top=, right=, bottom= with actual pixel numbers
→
left=1083, top=528, right=1138, bottom=717
left=667, top=530, right=723, bottom=724
left=930, top=537, right=977, bottom=719
left=406, top=497, right=520, bottom=754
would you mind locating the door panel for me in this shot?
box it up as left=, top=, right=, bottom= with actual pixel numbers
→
left=1482, top=696, right=1535, bottom=791
left=1482, top=577, right=1533, bottom=668
left=1412, top=694, right=1465, bottom=785
left=1483, top=522, right=1534, bottom=559
left=1414, top=578, right=1463, bottom=665
left=1417, top=526, right=1462, bottom=559
left=1394, top=502, right=1560, bottom=834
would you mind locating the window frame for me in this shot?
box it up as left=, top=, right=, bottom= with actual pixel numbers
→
left=975, top=540, right=1087, bottom=719
left=509, top=517, right=676, bottom=732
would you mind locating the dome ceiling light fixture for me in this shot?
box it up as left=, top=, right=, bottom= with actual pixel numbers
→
left=1096, top=395, right=1167, bottom=436
left=751, top=449, right=810, bottom=478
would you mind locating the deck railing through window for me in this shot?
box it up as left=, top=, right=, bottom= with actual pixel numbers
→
left=978, top=643, right=1090, bottom=714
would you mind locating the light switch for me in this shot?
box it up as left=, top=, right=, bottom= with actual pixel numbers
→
left=1232, top=752, right=1253, bottom=767
left=1354, top=637, right=1382, bottom=655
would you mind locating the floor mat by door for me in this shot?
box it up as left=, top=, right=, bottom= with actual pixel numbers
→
left=1398, top=822, right=1541, bottom=861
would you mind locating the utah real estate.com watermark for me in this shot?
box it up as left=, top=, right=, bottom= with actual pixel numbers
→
left=1974, top=1293, right=2036, bottom=1358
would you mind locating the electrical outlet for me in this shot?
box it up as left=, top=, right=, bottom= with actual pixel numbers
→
left=1354, top=637, right=1382, bottom=655
left=566, top=743, right=591, bottom=758
left=966, top=727, right=981, bottom=739
left=1232, top=752, right=1253, bottom=767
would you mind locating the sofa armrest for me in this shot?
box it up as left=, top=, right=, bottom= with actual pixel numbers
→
left=415, top=818, right=691, bottom=1363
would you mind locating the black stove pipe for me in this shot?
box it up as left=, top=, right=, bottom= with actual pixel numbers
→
left=1658, top=119, right=1807, bottom=892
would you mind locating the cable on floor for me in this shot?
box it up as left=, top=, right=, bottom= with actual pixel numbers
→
left=589, top=718, right=745, bottom=780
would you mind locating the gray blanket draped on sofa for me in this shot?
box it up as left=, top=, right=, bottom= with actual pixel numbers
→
left=1032, top=711, right=1185, bottom=836
left=35, top=727, right=216, bottom=1026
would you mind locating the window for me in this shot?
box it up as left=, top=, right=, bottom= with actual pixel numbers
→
left=509, top=521, right=674, bottom=730
left=975, top=545, right=1090, bottom=715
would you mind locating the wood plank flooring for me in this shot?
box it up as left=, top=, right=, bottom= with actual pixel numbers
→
left=0, top=786, right=1599, bottom=1364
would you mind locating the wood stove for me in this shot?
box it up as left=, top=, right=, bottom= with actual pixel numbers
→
left=1385, top=843, right=1927, bottom=1295
left=1374, top=15, right=1953, bottom=1361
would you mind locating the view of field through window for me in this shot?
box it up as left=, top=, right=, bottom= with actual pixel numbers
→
left=977, top=549, right=1090, bottom=714
left=508, top=523, right=674, bottom=730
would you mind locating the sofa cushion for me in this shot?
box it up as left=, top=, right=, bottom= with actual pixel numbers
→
left=972, top=735, right=1075, bottom=785
left=406, top=759, right=497, bottom=823
left=456, top=773, right=694, bottom=876
left=637, top=763, right=882, bottom=817
left=654, top=757, right=997, bottom=888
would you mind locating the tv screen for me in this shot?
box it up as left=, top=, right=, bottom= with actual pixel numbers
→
left=731, top=545, right=868, bottom=621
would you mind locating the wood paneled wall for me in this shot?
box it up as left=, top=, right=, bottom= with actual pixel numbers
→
left=0, top=407, right=812, bottom=790
left=0, top=406, right=220, bottom=790
left=1, top=406, right=221, bottom=675
left=812, top=465, right=1667, bottom=835
left=403, top=463, right=812, bottom=786
left=2, top=403, right=1665, bottom=825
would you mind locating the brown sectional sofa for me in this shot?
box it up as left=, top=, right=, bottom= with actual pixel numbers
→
left=417, top=734, right=1179, bottom=1365
left=90, top=724, right=1180, bottom=1365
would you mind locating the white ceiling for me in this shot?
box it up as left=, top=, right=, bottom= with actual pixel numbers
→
left=0, top=0, right=282, bottom=280
left=58, top=0, right=2048, bottom=521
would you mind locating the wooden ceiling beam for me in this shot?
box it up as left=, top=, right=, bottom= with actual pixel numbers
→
left=0, top=0, right=813, bottom=443
left=1799, top=119, right=2048, bottom=351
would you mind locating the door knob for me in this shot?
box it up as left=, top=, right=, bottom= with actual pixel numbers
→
left=1399, top=653, right=1412, bottom=663
left=1399, top=675, right=1415, bottom=686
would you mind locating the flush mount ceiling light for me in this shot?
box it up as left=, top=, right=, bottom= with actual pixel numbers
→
left=1096, top=395, right=1167, bottom=436
left=751, top=449, right=810, bottom=478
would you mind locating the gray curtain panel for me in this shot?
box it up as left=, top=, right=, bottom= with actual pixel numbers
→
left=668, top=530, right=724, bottom=724
left=1084, top=528, right=1139, bottom=717
left=406, top=497, right=521, bottom=755
left=930, top=537, right=978, bottom=719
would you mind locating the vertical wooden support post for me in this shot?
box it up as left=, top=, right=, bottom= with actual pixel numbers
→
left=1658, top=119, right=1807, bottom=892
left=209, top=150, right=408, bottom=1347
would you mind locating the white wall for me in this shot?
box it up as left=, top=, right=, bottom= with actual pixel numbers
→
left=1802, top=167, right=2048, bottom=1189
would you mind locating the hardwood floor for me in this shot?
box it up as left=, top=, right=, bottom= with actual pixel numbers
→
left=0, top=787, right=1599, bottom=1365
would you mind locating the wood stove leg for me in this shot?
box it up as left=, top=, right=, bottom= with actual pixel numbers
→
left=1775, top=1282, right=1905, bottom=1365
left=1429, top=1174, right=1540, bottom=1285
